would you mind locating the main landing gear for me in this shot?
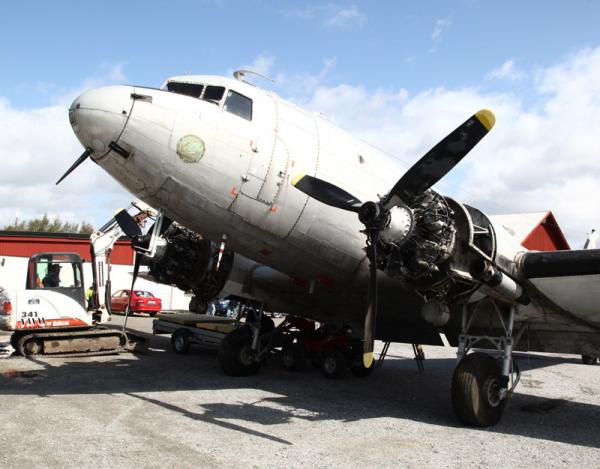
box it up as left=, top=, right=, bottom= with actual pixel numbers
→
left=218, top=308, right=278, bottom=376
left=451, top=298, right=525, bottom=427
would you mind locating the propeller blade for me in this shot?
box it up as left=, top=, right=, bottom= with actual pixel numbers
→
left=56, top=148, right=92, bottom=185
left=383, top=109, right=495, bottom=208
left=363, top=230, right=379, bottom=368
left=114, top=209, right=142, bottom=239
left=292, top=174, right=362, bottom=212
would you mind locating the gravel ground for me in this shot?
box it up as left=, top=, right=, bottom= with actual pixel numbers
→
left=0, top=315, right=598, bottom=468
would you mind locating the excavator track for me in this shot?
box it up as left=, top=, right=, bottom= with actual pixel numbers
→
left=14, top=328, right=129, bottom=358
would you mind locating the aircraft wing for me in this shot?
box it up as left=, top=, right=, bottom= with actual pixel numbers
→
left=520, top=249, right=600, bottom=328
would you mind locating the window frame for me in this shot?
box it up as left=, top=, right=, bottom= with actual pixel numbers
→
left=166, top=81, right=205, bottom=98
left=223, top=89, right=253, bottom=121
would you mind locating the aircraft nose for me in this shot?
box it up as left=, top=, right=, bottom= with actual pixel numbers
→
left=69, top=85, right=134, bottom=155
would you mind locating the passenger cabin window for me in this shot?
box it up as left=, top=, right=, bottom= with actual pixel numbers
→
left=224, top=90, right=253, bottom=121
left=202, top=86, right=225, bottom=104
left=167, top=82, right=204, bottom=98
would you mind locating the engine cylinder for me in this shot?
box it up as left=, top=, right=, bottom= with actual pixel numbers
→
left=145, top=222, right=234, bottom=302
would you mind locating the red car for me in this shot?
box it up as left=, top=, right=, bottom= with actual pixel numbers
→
left=110, top=289, right=162, bottom=316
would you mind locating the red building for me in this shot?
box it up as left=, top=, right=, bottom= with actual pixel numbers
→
left=0, top=231, right=134, bottom=265
left=490, top=211, right=570, bottom=251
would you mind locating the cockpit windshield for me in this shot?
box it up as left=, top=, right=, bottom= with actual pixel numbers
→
left=166, top=81, right=252, bottom=120
left=167, top=82, right=226, bottom=105
left=166, top=82, right=204, bottom=98
left=202, top=86, right=225, bottom=104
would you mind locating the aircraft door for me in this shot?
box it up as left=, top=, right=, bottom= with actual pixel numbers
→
left=254, top=134, right=289, bottom=204
left=229, top=96, right=320, bottom=238
left=237, top=97, right=278, bottom=200
left=214, top=90, right=277, bottom=200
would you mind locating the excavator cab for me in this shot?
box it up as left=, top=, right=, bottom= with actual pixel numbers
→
left=26, top=253, right=86, bottom=309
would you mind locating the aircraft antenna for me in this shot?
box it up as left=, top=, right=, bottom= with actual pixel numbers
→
left=233, top=69, right=276, bottom=85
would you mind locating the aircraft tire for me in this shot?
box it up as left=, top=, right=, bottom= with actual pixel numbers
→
left=281, top=343, right=305, bottom=371
left=350, top=360, right=375, bottom=378
left=171, top=329, right=191, bottom=354
left=189, top=296, right=208, bottom=314
left=451, top=352, right=507, bottom=427
left=581, top=355, right=598, bottom=365
left=322, top=349, right=346, bottom=379
left=218, top=327, right=261, bottom=377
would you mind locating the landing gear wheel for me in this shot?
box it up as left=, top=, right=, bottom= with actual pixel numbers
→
left=18, top=336, right=44, bottom=357
left=281, top=343, right=305, bottom=371
left=171, top=329, right=191, bottom=354
left=218, top=327, right=261, bottom=376
left=322, top=349, right=346, bottom=379
left=350, top=359, right=375, bottom=377
left=581, top=355, right=598, bottom=365
left=451, top=352, right=507, bottom=427
left=189, top=296, right=208, bottom=314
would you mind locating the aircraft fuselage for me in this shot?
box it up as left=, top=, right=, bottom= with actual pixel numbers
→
left=71, top=77, right=407, bottom=288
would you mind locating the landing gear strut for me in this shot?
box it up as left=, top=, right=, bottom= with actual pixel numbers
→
left=451, top=298, right=525, bottom=427
left=218, top=304, right=278, bottom=376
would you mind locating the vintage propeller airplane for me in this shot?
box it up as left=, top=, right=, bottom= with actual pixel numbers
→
left=60, top=71, right=600, bottom=427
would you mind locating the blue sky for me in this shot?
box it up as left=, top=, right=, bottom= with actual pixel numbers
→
left=1, top=1, right=600, bottom=244
left=3, top=1, right=599, bottom=107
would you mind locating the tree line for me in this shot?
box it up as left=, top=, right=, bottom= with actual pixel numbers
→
left=2, top=214, right=94, bottom=234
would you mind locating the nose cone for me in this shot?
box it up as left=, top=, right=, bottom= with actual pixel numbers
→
left=69, top=86, right=134, bottom=154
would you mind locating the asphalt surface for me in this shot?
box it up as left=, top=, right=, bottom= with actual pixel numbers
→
left=0, top=315, right=599, bottom=468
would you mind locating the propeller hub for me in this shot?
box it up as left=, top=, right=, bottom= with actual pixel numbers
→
left=358, top=201, right=381, bottom=227
left=381, top=205, right=414, bottom=245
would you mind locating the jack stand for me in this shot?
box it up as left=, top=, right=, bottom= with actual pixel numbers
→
left=376, top=341, right=390, bottom=368
left=412, top=344, right=425, bottom=372
left=250, top=303, right=265, bottom=353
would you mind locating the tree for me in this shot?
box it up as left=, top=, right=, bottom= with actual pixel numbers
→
left=2, top=214, right=95, bottom=234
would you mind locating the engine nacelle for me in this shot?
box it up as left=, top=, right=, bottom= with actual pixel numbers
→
left=380, top=192, right=523, bottom=309
left=141, top=221, right=234, bottom=306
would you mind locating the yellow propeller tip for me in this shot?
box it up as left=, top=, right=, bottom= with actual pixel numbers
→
left=291, top=173, right=305, bottom=187
left=363, top=352, right=374, bottom=369
left=475, top=109, right=495, bottom=131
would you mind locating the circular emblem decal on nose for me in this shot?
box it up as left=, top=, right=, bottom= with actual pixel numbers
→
left=176, top=134, right=205, bottom=163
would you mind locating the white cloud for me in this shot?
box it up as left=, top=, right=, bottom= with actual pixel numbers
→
left=283, top=4, right=366, bottom=28
left=486, top=59, right=526, bottom=81
left=0, top=66, right=131, bottom=230
left=293, top=47, right=600, bottom=245
left=238, top=54, right=276, bottom=78
left=431, top=17, right=452, bottom=42
left=324, top=5, right=366, bottom=28
left=280, top=58, right=338, bottom=96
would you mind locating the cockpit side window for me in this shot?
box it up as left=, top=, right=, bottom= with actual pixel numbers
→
left=224, top=90, right=253, bottom=121
left=202, top=86, right=226, bottom=104
left=167, top=82, right=204, bottom=98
